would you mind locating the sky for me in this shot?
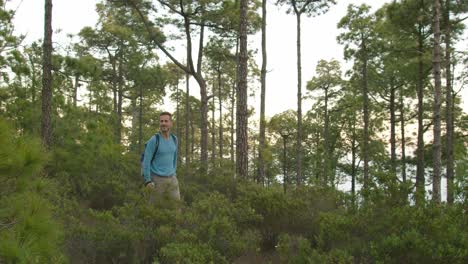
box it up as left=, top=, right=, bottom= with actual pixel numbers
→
left=6, top=0, right=467, bottom=119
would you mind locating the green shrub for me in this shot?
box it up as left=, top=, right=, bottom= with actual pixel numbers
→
left=0, top=118, right=65, bottom=263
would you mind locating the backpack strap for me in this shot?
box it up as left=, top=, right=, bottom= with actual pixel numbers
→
left=170, top=133, right=178, bottom=147
left=150, top=133, right=160, bottom=163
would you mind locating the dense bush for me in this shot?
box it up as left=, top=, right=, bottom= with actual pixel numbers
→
left=0, top=118, right=65, bottom=263
left=2, top=117, right=467, bottom=263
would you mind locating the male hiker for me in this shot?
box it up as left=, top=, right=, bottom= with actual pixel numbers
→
left=142, top=112, right=180, bottom=201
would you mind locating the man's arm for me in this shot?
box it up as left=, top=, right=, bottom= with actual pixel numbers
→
left=143, top=136, right=156, bottom=184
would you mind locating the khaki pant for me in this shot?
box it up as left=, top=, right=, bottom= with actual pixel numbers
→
left=149, top=174, right=181, bottom=202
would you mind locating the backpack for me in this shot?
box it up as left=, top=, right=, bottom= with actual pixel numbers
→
left=140, top=133, right=178, bottom=169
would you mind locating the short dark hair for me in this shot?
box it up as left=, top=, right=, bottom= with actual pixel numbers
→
left=160, top=112, right=172, bottom=119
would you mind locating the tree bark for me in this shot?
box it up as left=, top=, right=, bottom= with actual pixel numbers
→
left=445, top=0, right=454, bottom=204
left=194, top=22, right=209, bottom=173
left=176, top=81, right=181, bottom=162
left=185, top=72, right=191, bottom=165
left=218, top=67, right=224, bottom=164
left=258, top=0, right=267, bottom=185
left=323, top=86, right=330, bottom=185
left=236, top=0, right=249, bottom=179
left=399, top=86, right=406, bottom=184
left=351, top=114, right=357, bottom=198
left=139, top=85, right=143, bottom=153
left=130, top=96, right=138, bottom=152
left=432, top=0, right=442, bottom=203
left=416, top=16, right=426, bottom=205
left=362, top=43, right=370, bottom=192
left=295, top=13, right=303, bottom=185
left=231, top=78, right=235, bottom=166
left=390, top=78, right=397, bottom=178
left=211, top=94, right=216, bottom=167
left=41, top=0, right=53, bottom=148
left=116, top=59, right=124, bottom=144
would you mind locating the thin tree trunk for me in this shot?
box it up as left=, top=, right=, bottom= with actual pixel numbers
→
left=351, top=116, right=357, bottom=197
left=295, top=13, right=303, bottom=185
left=231, top=80, right=235, bottom=165
left=112, top=59, right=117, bottom=117
left=139, top=85, right=143, bottom=153
left=236, top=0, right=249, bottom=179
left=432, top=0, right=442, bottom=203
left=416, top=17, right=426, bottom=205
left=445, top=0, right=454, bottom=204
left=218, top=68, right=224, bottom=163
left=399, top=86, right=406, bottom=183
left=231, top=36, right=239, bottom=170
left=131, top=96, right=138, bottom=152
left=282, top=136, right=287, bottom=193
left=191, top=104, right=195, bottom=157
left=41, top=0, right=53, bottom=148
left=323, top=87, right=330, bottom=185
left=176, top=81, right=181, bottom=162
left=315, top=129, right=320, bottom=181
left=258, top=0, right=267, bottom=185
left=185, top=71, right=190, bottom=165
left=362, top=45, right=370, bottom=192
left=390, top=78, right=397, bottom=178
left=116, top=59, right=123, bottom=144
left=211, top=94, right=216, bottom=167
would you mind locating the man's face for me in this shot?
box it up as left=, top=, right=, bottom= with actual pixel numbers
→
left=159, top=114, right=173, bottom=132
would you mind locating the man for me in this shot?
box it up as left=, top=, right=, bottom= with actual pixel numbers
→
left=142, top=112, right=180, bottom=201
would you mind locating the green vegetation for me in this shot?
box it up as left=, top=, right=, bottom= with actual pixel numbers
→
left=1, top=0, right=467, bottom=263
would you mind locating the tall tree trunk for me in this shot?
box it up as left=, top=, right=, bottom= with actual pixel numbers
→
left=282, top=136, right=288, bottom=193
left=211, top=94, right=216, bottom=167
left=191, top=104, right=195, bottom=158
left=351, top=115, right=357, bottom=198
left=390, top=78, right=397, bottom=178
left=218, top=68, right=224, bottom=163
left=116, top=59, right=123, bottom=144
left=444, top=0, right=454, bottom=204
left=185, top=72, right=190, bottom=165
left=323, top=87, right=330, bottom=185
left=314, top=129, right=320, bottom=181
left=432, top=0, right=442, bottom=203
left=236, top=0, right=249, bottom=179
left=193, top=10, right=209, bottom=173
left=139, top=85, right=143, bottom=153
left=176, top=82, right=181, bottom=162
left=112, top=59, right=117, bottom=117
left=362, top=45, right=370, bottom=192
left=199, top=83, right=209, bottom=172
left=231, top=80, right=235, bottom=166
left=399, top=86, right=406, bottom=184
left=130, top=96, right=138, bottom=152
left=416, top=18, right=426, bottom=205
left=180, top=8, right=208, bottom=171
left=258, top=0, right=267, bottom=185
left=295, top=13, right=303, bottom=185
left=41, top=0, right=53, bottom=148
left=231, top=36, right=239, bottom=170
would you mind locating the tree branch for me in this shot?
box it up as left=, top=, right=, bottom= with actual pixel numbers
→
left=126, top=0, right=191, bottom=74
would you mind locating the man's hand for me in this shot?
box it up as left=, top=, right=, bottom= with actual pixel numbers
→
left=146, top=182, right=155, bottom=189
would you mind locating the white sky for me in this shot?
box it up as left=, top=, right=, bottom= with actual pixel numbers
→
left=7, top=0, right=467, bottom=118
